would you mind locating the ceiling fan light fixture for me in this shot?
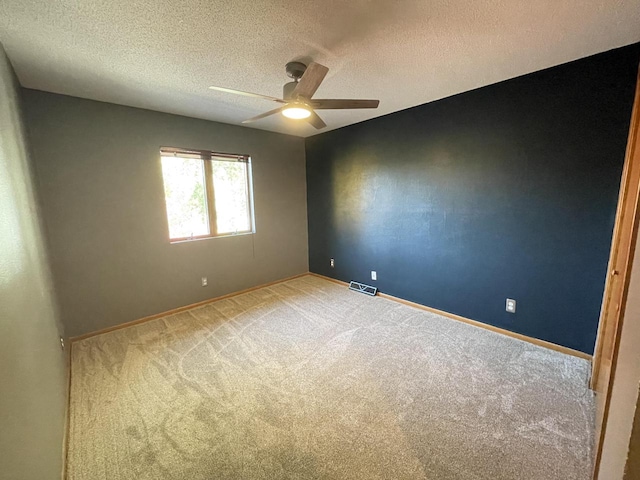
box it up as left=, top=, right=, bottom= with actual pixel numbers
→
left=282, top=103, right=312, bottom=120
left=210, top=61, right=378, bottom=129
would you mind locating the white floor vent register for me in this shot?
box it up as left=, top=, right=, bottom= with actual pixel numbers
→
left=349, top=281, right=378, bottom=296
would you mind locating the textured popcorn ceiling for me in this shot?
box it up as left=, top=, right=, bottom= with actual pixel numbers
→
left=0, top=0, right=639, bottom=137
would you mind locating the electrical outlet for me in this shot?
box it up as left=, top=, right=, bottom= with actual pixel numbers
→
left=371, top=271, right=377, bottom=281
left=506, top=298, right=516, bottom=313
left=330, top=258, right=335, bottom=268
left=202, top=277, right=208, bottom=287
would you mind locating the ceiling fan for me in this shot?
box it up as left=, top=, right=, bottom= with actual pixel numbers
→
left=209, top=61, right=380, bottom=129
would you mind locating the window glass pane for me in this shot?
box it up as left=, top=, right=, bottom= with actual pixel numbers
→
left=211, top=161, right=251, bottom=234
left=161, top=157, right=209, bottom=239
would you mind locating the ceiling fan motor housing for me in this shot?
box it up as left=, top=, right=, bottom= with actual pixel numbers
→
left=283, top=81, right=298, bottom=100
left=284, top=61, right=307, bottom=100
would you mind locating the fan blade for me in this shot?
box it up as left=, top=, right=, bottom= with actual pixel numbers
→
left=311, top=99, right=380, bottom=109
left=242, top=107, right=284, bottom=124
left=305, top=110, right=327, bottom=129
left=209, top=86, right=285, bottom=103
left=292, top=62, right=329, bottom=100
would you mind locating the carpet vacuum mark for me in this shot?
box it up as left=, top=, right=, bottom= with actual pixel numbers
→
left=68, top=275, right=594, bottom=479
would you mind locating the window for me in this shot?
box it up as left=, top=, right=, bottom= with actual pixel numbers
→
left=160, top=147, right=254, bottom=242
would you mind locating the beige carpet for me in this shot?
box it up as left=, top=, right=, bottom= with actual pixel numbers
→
left=68, top=275, right=595, bottom=479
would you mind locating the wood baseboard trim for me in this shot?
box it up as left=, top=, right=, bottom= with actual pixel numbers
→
left=70, top=270, right=594, bottom=363
left=69, top=273, right=310, bottom=343
left=308, top=273, right=592, bottom=361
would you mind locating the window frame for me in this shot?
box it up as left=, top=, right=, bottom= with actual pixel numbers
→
left=160, top=147, right=255, bottom=243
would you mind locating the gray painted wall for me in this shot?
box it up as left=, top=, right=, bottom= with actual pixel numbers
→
left=0, top=47, right=67, bottom=479
left=23, top=90, right=309, bottom=337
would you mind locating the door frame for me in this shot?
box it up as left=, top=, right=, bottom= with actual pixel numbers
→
left=591, top=68, right=640, bottom=390
left=592, top=66, right=640, bottom=478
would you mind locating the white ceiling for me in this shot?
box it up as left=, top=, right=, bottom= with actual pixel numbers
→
left=0, top=1, right=639, bottom=138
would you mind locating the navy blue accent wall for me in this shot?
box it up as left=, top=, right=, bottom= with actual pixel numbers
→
left=305, top=44, right=640, bottom=354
